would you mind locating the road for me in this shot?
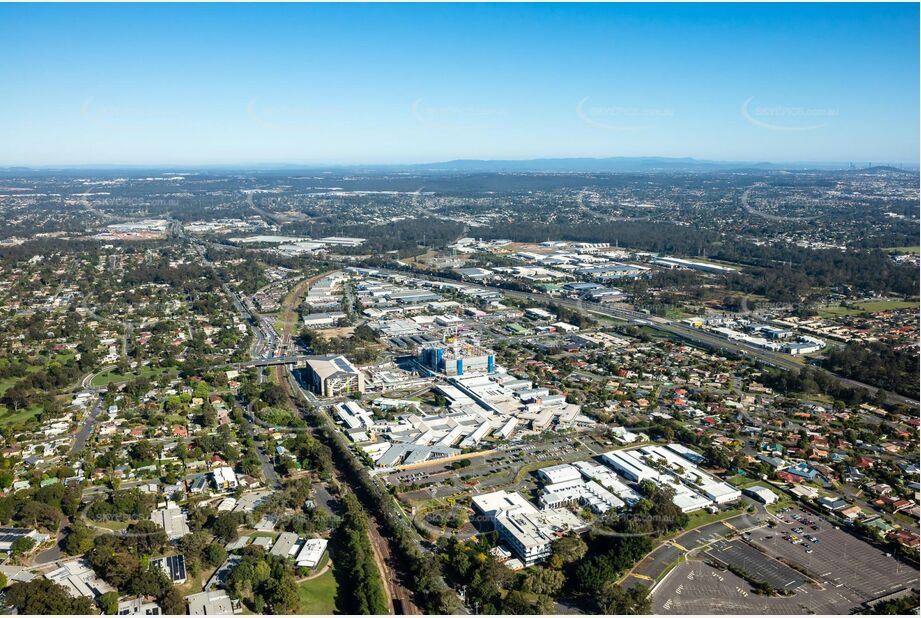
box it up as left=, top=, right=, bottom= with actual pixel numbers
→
left=240, top=402, right=282, bottom=489
left=69, top=394, right=103, bottom=455
left=190, top=242, right=425, bottom=614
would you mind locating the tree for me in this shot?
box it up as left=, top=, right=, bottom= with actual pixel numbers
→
left=11, top=535, right=36, bottom=555
left=550, top=533, right=587, bottom=564
left=521, top=567, right=565, bottom=596
left=211, top=511, right=243, bottom=543
left=98, top=590, right=120, bottom=615
left=62, top=520, right=96, bottom=555
left=17, top=500, right=64, bottom=531
left=160, top=587, right=187, bottom=615
left=263, top=573, right=300, bottom=613
left=206, top=543, right=228, bottom=568
left=598, top=582, right=650, bottom=614
left=123, top=520, right=168, bottom=555
left=4, top=579, right=95, bottom=614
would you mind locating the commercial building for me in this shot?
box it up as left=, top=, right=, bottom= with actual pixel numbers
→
left=571, top=460, right=641, bottom=505
left=270, top=532, right=301, bottom=558
left=0, top=527, right=45, bottom=552
left=600, top=450, right=660, bottom=483
left=333, top=401, right=375, bottom=431
left=536, top=463, right=583, bottom=485
left=471, top=490, right=586, bottom=566
left=117, top=597, right=162, bottom=615
left=539, top=478, right=624, bottom=513
left=151, top=555, right=187, bottom=584
left=638, top=445, right=741, bottom=505
left=419, top=343, right=495, bottom=377
left=304, top=355, right=365, bottom=397
left=46, top=559, right=115, bottom=599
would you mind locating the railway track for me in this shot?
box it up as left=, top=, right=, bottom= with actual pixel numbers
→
left=273, top=273, right=420, bottom=615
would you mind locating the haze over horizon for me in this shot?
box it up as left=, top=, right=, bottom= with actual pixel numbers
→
left=1, top=3, right=918, bottom=166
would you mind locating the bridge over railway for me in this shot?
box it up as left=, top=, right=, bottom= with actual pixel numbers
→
left=233, top=355, right=313, bottom=368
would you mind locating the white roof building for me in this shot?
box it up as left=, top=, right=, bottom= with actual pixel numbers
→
left=46, top=560, right=114, bottom=599
left=211, top=466, right=238, bottom=491
left=150, top=503, right=190, bottom=541
left=294, top=538, right=328, bottom=569
left=472, top=490, right=586, bottom=566
left=186, top=590, right=240, bottom=615
left=536, top=463, right=583, bottom=485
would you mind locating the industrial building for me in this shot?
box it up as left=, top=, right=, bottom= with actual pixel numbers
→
left=302, top=311, right=347, bottom=329
left=304, top=355, right=365, bottom=397
left=652, top=256, right=738, bottom=274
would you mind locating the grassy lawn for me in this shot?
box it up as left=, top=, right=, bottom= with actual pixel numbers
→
left=0, top=404, right=44, bottom=427
left=0, top=377, right=19, bottom=397
left=664, top=307, right=691, bottom=320
left=297, top=567, right=338, bottom=614
left=818, top=299, right=918, bottom=318
left=727, top=475, right=761, bottom=488
left=766, top=496, right=796, bottom=514
left=683, top=507, right=743, bottom=532
left=91, top=365, right=175, bottom=387
left=95, top=520, right=131, bottom=531
left=883, top=246, right=920, bottom=254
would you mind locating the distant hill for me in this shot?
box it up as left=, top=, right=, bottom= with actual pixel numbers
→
left=2, top=157, right=917, bottom=176
left=401, top=156, right=768, bottom=173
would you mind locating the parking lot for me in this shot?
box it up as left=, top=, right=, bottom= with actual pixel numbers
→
left=652, top=560, right=858, bottom=614
left=384, top=434, right=598, bottom=506
left=705, top=539, right=806, bottom=591
left=749, top=506, right=919, bottom=603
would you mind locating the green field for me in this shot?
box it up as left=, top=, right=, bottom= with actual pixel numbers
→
left=683, top=506, right=742, bottom=532
left=0, top=405, right=44, bottom=427
left=883, top=246, right=920, bottom=254
left=297, top=567, right=338, bottom=614
left=91, top=365, right=175, bottom=387
left=818, top=299, right=918, bottom=318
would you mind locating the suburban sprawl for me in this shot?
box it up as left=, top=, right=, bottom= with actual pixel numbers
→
left=0, top=166, right=916, bottom=615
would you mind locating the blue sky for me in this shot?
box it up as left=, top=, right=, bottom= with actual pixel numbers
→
left=0, top=3, right=917, bottom=166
